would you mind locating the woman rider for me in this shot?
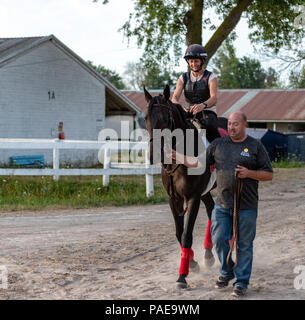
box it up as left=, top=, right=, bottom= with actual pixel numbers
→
left=172, top=44, right=220, bottom=142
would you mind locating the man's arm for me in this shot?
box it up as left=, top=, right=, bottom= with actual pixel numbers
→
left=166, top=140, right=216, bottom=169
left=235, top=165, right=273, bottom=181
left=168, top=150, right=202, bottom=168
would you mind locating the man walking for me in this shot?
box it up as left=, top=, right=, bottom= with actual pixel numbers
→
left=207, top=111, right=273, bottom=297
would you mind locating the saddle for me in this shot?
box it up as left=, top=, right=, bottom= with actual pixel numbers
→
left=185, top=111, right=228, bottom=138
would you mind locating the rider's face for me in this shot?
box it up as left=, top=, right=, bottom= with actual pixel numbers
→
left=188, top=59, right=202, bottom=71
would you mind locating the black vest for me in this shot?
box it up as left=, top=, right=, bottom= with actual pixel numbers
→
left=183, top=70, right=212, bottom=109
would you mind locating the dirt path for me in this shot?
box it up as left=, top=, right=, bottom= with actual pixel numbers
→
left=0, top=168, right=305, bottom=300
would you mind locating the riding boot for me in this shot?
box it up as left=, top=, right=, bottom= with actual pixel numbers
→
left=179, top=247, right=192, bottom=276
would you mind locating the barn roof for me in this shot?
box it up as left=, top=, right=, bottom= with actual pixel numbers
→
left=122, top=88, right=305, bottom=122
left=0, top=35, right=141, bottom=116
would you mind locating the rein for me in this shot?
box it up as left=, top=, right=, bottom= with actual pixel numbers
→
left=226, top=173, right=243, bottom=270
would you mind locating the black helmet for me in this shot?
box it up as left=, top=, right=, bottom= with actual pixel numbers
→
left=184, top=44, right=208, bottom=62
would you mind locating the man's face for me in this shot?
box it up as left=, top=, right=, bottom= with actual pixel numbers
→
left=188, top=58, right=202, bottom=71
left=228, top=114, right=247, bottom=140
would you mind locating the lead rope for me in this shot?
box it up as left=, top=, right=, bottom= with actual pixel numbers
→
left=226, top=173, right=243, bottom=270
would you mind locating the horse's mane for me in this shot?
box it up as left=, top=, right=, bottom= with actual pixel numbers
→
left=148, top=94, right=194, bottom=130
left=169, top=101, right=193, bottom=129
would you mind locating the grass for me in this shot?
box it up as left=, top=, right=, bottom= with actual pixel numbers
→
left=0, top=175, right=168, bottom=211
left=271, top=159, right=305, bottom=168
left=1, top=157, right=304, bottom=211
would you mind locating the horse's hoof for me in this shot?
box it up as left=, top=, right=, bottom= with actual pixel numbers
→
left=176, top=275, right=187, bottom=289
left=204, top=249, right=215, bottom=267
left=189, top=259, right=200, bottom=273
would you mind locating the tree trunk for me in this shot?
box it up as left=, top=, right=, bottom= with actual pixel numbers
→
left=204, top=0, right=254, bottom=64
left=183, top=0, right=204, bottom=46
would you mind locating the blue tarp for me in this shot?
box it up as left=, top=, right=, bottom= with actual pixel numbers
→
left=246, top=128, right=288, bottom=162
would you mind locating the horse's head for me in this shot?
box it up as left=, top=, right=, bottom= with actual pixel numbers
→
left=144, top=85, right=173, bottom=164
left=144, top=85, right=199, bottom=165
left=144, top=84, right=171, bottom=130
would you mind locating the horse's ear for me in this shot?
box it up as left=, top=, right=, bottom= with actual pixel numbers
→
left=163, top=84, right=170, bottom=101
left=144, top=86, right=152, bottom=103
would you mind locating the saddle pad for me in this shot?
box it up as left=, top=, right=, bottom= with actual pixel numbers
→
left=201, top=169, right=216, bottom=196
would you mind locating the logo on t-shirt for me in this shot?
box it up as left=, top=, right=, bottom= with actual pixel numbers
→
left=240, top=148, right=250, bottom=157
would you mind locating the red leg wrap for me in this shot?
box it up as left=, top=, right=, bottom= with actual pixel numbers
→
left=179, top=244, right=194, bottom=260
left=204, top=219, right=213, bottom=250
left=179, top=247, right=191, bottom=276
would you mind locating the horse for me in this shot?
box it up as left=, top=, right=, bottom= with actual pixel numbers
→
left=144, top=84, right=226, bottom=288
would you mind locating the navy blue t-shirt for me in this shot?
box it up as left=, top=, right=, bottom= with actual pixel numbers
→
left=206, top=135, right=273, bottom=210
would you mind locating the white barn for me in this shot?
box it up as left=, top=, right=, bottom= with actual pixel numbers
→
left=0, top=35, right=141, bottom=166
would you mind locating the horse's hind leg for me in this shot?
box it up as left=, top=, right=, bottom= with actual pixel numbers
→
left=201, top=192, right=215, bottom=267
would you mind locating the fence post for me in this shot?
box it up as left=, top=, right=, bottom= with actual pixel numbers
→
left=145, top=148, right=154, bottom=197
left=103, top=147, right=111, bottom=187
left=53, top=139, right=60, bottom=181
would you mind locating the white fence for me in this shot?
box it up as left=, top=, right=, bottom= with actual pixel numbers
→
left=0, top=138, right=161, bottom=197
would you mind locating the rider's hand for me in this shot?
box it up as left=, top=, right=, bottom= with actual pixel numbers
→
left=190, top=103, right=204, bottom=114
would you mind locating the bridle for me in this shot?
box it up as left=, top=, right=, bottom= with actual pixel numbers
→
left=148, top=98, right=180, bottom=176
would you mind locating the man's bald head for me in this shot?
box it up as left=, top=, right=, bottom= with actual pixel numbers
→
left=227, top=111, right=248, bottom=142
left=228, top=111, right=247, bottom=123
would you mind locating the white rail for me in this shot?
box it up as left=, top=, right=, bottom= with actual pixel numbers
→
left=0, top=138, right=161, bottom=197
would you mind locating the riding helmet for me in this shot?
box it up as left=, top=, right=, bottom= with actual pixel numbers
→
left=184, top=44, right=208, bottom=62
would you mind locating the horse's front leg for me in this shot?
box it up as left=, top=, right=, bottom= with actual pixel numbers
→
left=168, top=195, right=184, bottom=245
left=177, top=196, right=201, bottom=289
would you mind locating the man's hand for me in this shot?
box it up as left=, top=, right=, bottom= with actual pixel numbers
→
left=164, top=149, right=201, bottom=168
left=235, top=165, right=249, bottom=178
left=235, top=165, right=273, bottom=181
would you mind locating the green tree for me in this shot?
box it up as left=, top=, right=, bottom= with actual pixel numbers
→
left=236, top=56, right=266, bottom=88
left=87, top=60, right=126, bottom=89
left=95, top=0, right=305, bottom=67
left=211, top=39, right=240, bottom=88
left=212, top=40, right=281, bottom=88
left=265, top=67, right=282, bottom=88
left=123, top=61, right=182, bottom=90
left=289, top=66, right=305, bottom=88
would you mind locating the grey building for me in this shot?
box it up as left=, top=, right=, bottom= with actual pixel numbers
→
left=0, top=35, right=141, bottom=166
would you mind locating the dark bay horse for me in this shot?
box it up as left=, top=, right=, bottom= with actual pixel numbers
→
left=144, top=85, right=222, bottom=288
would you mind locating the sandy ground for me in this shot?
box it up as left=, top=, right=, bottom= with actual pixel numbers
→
left=0, top=168, right=305, bottom=300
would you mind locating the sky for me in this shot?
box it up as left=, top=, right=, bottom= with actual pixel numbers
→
left=0, top=0, right=276, bottom=78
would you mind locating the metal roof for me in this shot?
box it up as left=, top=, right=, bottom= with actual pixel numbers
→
left=0, top=35, right=141, bottom=115
left=122, top=89, right=305, bottom=121
left=0, top=36, right=51, bottom=65
left=241, top=90, right=305, bottom=121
